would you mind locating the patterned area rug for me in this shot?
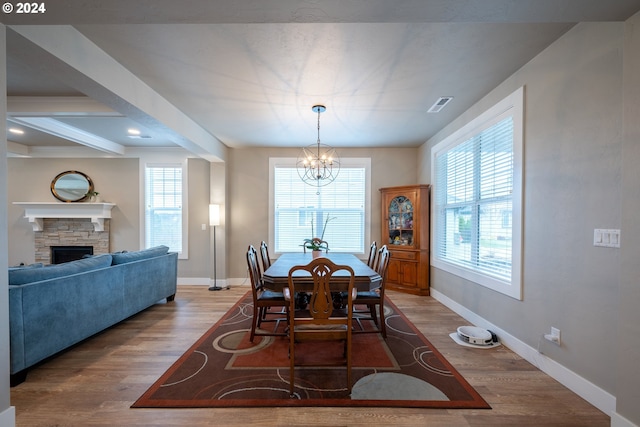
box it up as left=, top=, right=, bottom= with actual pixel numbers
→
left=132, top=292, right=490, bottom=408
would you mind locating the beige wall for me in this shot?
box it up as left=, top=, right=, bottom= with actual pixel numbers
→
left=226, top=146, right=420, bottom=279
left=7, top=158, right=139, bottom=265
left=7, top=147, right=421, bottom=281
left=6, top=156, right=215, bottom=280
left=617, top=10, right=640, bottom=425
left=181, top=157, right=215, bottom=279
left=421, top=21, right=639, bottom=422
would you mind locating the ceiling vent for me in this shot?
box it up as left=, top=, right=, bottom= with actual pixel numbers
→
left=427, top=96, right=453, bottom=113
left=127, top=135, right=152, bottom=139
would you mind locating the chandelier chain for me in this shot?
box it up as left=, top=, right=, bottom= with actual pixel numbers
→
left=317, top=107, right=321, bottom=145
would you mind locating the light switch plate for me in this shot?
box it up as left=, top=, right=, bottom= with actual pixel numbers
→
left=594, top=229, right=620, bottom=248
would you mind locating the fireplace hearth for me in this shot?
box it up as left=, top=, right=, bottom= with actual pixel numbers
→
left=50, top=246, right=94, bottom=264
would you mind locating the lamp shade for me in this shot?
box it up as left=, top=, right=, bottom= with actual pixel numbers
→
left=209, top=204, right=220, bottom=226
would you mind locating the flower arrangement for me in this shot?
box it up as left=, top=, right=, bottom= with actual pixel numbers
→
left=84, top=190, right=100, bottom=202
left=302, top=215, right=336, bottom=252
left=304, top=237, right=329, bottom=252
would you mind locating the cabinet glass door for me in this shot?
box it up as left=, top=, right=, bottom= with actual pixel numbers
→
left=387, top=195, right=415, bottom=247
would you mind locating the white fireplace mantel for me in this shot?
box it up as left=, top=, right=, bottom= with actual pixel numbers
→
left=13, top=202, right=116, bottom=232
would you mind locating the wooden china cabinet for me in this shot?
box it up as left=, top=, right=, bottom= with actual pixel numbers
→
left=379, top=185, right=430, bottom=295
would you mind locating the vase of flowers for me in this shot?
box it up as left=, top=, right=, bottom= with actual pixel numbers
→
left=302, top=216, right=336, bottom=257
left=85, top=190, right=100, bottom=202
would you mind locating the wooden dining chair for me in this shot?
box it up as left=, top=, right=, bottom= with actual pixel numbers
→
left=259, top=240, right=272, bottom=272
left=354, top=245, right=390, bottom=338
left=366, top=241, right=377, bottom=269
left=246, top=245, right=288, bottom=342
left=286, top=257, right=356, bottom=396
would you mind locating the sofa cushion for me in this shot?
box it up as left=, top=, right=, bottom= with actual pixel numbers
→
left=9, top=263, right=43, bottom=271
left=8, top=254, right=113, bottom=286
left=110, top=245, right=169, bottom=265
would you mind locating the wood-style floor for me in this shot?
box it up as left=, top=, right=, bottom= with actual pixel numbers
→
left=10, top=285, right=609, bottom=427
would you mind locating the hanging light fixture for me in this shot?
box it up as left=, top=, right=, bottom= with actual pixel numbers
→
left=297, top=105, right=340, bottom=191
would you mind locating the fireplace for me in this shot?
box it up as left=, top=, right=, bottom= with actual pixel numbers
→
left=33, top=218, right=110, bottom=264
left=50, top=246, right=94, bottom=264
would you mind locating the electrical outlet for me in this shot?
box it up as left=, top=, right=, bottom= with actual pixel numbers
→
left=544, top=327, right=561, bottom=345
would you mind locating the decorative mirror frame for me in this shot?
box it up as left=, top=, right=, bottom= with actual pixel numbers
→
left=50, top=170, right=94, bottom=203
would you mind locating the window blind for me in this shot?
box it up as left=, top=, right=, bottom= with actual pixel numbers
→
left=145, top=165, right=183, bottom=253
left=434, top=116, right=514, bottom=281
left=274, top=167, right=366, bottom=253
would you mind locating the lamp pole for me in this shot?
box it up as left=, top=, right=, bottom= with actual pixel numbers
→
left=208, top=204, right=222, bottom=291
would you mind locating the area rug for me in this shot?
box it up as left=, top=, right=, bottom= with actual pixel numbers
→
left=132, top=292, right=490, bottom=409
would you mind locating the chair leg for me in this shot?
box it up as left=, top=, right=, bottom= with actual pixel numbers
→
left=289, top=337, right=296, bottom=396
left=257, top=306, right=264, bottom=328
left=368, top=303, right=379, bottom=327
left=346, top=337, right=352, bottom=394
left=378, top=300, right=387, bottom=338
left=250, top=304, right=260, bottom=342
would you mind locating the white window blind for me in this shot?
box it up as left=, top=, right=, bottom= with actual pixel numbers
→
left=145, top=165, right=183, bottom=253
left=432, top=87, right=523, bottom=299
left=273, top=165, right=366, bottom=253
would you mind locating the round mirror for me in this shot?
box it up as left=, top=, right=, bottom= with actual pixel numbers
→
left=50, top=171, right=94, bottom=202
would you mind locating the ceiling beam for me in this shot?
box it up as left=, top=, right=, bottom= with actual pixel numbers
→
left=7, top=96, right=126, bottom=155
left=9, top=116, right=126, bottom=155
left=7, top=96, right=121, bottom=115
left=7, top=26, right=226, bottom=162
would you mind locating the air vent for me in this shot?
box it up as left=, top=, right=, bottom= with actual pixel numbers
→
left=427, top=96, right=453, bottom=113
left=127, top=135, right=152, bottom=139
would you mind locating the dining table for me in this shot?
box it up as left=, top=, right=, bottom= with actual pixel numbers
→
left=262, top=252, right=381, bottom=292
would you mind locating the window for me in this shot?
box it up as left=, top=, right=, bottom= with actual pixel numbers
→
left=270, top=158, right=370, bottom=254
left=431, top=87, right=523, bottom=300
left=145, top=163, right=187, bottom=256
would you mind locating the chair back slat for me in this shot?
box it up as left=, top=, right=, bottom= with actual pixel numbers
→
left=288, top=258, right=355, bottom=325
left=367, top=241, right=377, bottom=269
left=246, top=245, right=262, bottom=291
left=376, top=245, right=390, bottom=281
left=308, top=262, right=338, bottom=320
left=259, top=241, right=271, bottom=271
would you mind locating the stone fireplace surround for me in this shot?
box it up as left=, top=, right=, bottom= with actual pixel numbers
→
left=35, top=218, right=110, bottom=264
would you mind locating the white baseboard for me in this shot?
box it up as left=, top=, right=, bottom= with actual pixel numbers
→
left=0, top=406, right=15, bottom=427
left=612, top=412, right=639, bottom=427
left=430, top=288, right=616, bottom=417
left=177, top=277, right=210, bottom=286
left=226, top=277, right=250, bottom=287
left=177, top=277, right=249, bottom=287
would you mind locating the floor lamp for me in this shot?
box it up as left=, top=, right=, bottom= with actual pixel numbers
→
left=208, top=204, right=222, bottom=291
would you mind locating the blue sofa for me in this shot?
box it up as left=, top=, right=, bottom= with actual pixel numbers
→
left=8, top=245, right=178, bottom=385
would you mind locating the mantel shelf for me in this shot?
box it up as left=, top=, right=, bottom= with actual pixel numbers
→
left=13, top=202, right=116, bottom=232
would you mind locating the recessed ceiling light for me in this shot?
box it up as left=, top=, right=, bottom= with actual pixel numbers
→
left=127, top=128, right=141, bottom=135
left=9, top=127, right=24, bottom=135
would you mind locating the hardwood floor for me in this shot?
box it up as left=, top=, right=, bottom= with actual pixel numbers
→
left=10, top=285, right=609, bottom=427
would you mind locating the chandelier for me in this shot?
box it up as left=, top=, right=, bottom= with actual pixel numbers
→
left=297, top=105, right=340, bottom=191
